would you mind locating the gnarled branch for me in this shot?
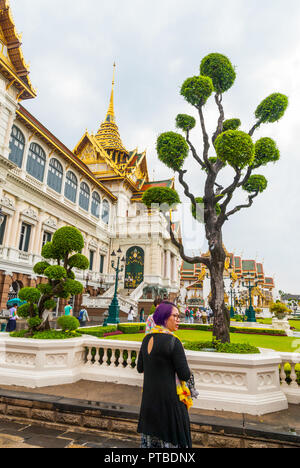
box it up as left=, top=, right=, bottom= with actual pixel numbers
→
left=226, top=191, right=259, bottom=218
left=212, top=93, right=224, bottom=145
left=186, top=130, right=206, bottom=170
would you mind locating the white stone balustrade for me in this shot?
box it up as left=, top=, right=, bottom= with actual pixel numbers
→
left=1, top=333, right=297, bottom=415
left=278, top=352, right=300, bottom=404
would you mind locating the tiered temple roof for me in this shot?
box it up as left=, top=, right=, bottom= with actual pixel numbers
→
left=0, top=0, right=36, bottom=100
left=73, top=65, right=173, bottom=202
left=181, top=248, right=275, bottom=291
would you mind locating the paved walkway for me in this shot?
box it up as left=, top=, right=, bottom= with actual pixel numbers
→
left=0, top=419, right=138, bottom=448
left=1, top=381, right=300, bottom=437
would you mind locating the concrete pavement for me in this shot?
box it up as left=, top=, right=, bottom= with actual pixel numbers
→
left=0, top=380, right=300, bottom=448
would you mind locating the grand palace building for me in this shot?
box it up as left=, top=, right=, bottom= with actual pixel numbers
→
left=0, top=1, right=181, bottom=319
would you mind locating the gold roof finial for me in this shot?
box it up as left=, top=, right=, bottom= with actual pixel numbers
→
left=106, top=62, right=116, bottom=123
left=95, top=62, right=128, bottom=155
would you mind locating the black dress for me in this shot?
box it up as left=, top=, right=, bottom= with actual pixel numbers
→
left=137, top=333, right=192, bottom=448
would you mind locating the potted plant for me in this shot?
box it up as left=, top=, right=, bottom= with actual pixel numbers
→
left=270, top=302, right=290, bottom=320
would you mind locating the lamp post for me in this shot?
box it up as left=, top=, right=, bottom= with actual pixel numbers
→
left=227, top=282, right=236, bottom=319
left=242, top=274, right=258, bottom=323
left=104, top=247, right=125, bottom=326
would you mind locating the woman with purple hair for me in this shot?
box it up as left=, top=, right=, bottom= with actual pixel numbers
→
left=137, top=301, right=192, bottom=448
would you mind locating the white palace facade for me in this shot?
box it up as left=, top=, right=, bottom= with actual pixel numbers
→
left=0, top=1, right=181, bottom=318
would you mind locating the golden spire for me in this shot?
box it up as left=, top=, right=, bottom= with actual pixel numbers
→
left=96, top=63, right=128, bottom=155
left=106, top=62, right=116, bottom=123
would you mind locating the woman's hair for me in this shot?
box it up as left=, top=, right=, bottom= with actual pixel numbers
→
left=153, top=301, right=177, bottom=327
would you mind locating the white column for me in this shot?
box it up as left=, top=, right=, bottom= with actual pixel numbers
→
left=166, top=250, right=171, bottom=280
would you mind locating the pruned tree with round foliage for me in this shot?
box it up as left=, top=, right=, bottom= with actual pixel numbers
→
left=142, top=187, right=181, bottom=210
left=142, top=52, right=288, bottom=343
left=18, top=226, right=88, bottom=334
left=176, top=114, right=196, bottom=133
left=223, top=118, right=241, bottom=132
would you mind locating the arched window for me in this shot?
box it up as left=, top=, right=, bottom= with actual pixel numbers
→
left=47, top=158, right=63, bottom=193
left=79, top=182, right=90, bottom=211
left=26, top=143, right=46, bottom=182
left=101, top=199, right=110, bottom=225
left=9, top=125, right=25, bottom=168
left=64, top=171, right=78, bottom=203
left=91, top=192, right=101, bottom=218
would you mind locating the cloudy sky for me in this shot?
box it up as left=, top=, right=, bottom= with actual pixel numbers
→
left=10, top=0, right=300, bottom=293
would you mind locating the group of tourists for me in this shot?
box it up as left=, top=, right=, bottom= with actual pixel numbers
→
left=184, top=306, right=213, bottom=324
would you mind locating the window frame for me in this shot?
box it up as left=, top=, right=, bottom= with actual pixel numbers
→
left=19, top=222, right=32, bottom=252
left=79, top=182, right=90, bottom=212
left=9, top=125, right=25, bottom=168
left=64, top=170, right=78, bottom=203
left=0, top=214, right=7, bottom=245
left=26, top=142, right=46, bottom=182
left=47, top=158, right=63, bottom=193
left=91, top=191, right=101, bottom=218
left=101, top=199, right=110, bottom=225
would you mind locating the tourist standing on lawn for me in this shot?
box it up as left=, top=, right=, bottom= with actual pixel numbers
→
left=137, top=301, right=192, bottom=448
left=140, top=308, right=145, bottom=323
left=128, top=306, right=134, bottom=322
left=184, top=307, right=190, bottom=323
left=189, top=308, right=194, bottom=324
left=64, top=301, right=73, bottom=316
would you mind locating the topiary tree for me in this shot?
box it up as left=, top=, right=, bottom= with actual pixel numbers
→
left=142, top=53, right=288, bottom=343
left=18, top=226, right=89, bottom=333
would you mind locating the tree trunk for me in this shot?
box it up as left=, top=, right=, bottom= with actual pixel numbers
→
left=208, top=235, right=230, bottom=343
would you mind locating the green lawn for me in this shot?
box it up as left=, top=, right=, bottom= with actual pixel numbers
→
left=104, top=329, right=299, bottom=353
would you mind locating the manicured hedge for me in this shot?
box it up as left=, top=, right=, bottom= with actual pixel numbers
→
left=183, top=340, right=260, bottom=354
left=80, top=326, right=118, bottom=338
left=178, top=323, right=287, bottom=337
left=117, top=323, right=145, bottom=334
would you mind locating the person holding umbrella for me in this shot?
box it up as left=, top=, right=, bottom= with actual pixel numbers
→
left=6, top=302, right=19, bottom=332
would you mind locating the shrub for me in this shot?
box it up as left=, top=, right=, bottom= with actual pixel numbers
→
left=57, top=315, right=79, bottom=332
left=44, top=265, right=67, bottom=281
left=156, top=131, right=189, bottom=172
left=181, top=76, right=214, bottom=107
left=270, top=302, right=290, bottom=319
left=176, top=114, right=196, bottom=132
left=255, top=93, right=289, bottom=123
left=80, top=326, right=117, bottom=338
left=142, top=187, right=181, bottom=210
left=68, top=254, right=90, bottom=270
left=215, top=130, right=255, bottom=169
left=223, top=118, right=241, bottom=132
left=254, top=137, right=280, bottom=167
left=19, top=287, right=41, bottom=304
left=200, top=53, right=236, bottom=94
left=27, top=316, right=42, bottom=330
left=243, top=174, right=268, bottom=193
left=118, top=324, right=141, bottom=334
left=184, top=340, right=260, bottom=354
